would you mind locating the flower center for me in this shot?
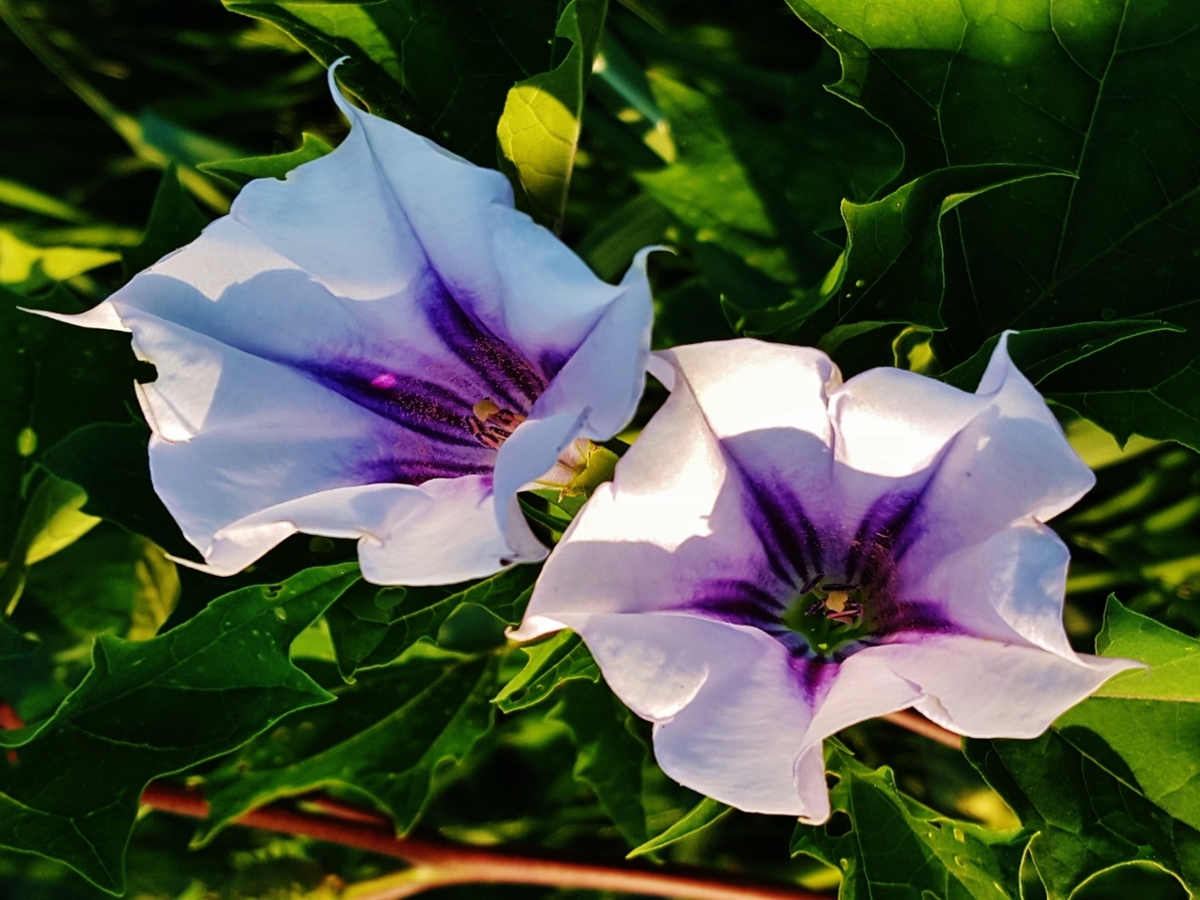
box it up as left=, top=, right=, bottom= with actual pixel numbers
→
left=468, top=398, right=526, bottom=449
left=780, top=575, right=872, bottom=657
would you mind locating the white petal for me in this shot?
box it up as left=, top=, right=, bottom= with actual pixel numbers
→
left=899, top=335, right=1095, bottom=572
left=513, top=361, right=770, bottom=637
left=911, top=520, right=1078, bottom=657
left=867, top=635, right=1140, bottom=738
left=567, top=612, right=816, bottom=817
left=831, top=367, right=986, bottom=478
left=653, top=341, right=840, bottom=502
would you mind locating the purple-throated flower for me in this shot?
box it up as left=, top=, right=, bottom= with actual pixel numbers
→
left=512, top=336, right=1138, bottom=821
left=48, top=67, right=654, bottom=585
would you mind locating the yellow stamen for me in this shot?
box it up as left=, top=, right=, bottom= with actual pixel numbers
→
left=473, top=398, right=501, bottom=421
left=824, top=591, right=850, bottom=614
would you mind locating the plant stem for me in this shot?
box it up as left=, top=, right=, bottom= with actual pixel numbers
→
left=881, top=710, right=962, bottom=749
left=0, top=695, right=953, bottom=898
left=140, top=781, right=827, bottom=900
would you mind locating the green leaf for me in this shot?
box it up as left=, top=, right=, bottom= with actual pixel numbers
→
left=495, top=630, right=600, bottom=713
left=197, top=133, right=334, bottom=188
left=0, top=178, right=87, bottom=223
left=121, top=165, right=209, bottom=280
left=549, top=678, right=648, bottom=846
left=24, top=529, right=179, bottom=642
left=965, top=732, right=1200, bottom=900
left=221, top=0, right=570, bottom=166
left=0, top=472, right=99, bottom=615
left=0, top=563, right=359, bottom=894
left=1054, top=599, right=1200, bottom=833
left=41, top=421, right=196, bottom=561
left=0, top=286, right=140, bottom=554
left=782, top=0, right=1200, bottom=449
left=197, top=652, right=497, bottom=844
left=0, top=618, right=37, bottom=660
left=0, top=230, right=119, bottom=294
left=633, top=57, right=898, bottom=323
left=325, top=565, right=537, bottom=680
left=745, top=165, right=1071, bottom=346
left=497, top=0, right=606, bottom=226
left=627, top=796, right=731, bottom=859
left=941, top=320, right=1184, bottom=391
left=792, top=744, right=1025, bottom=900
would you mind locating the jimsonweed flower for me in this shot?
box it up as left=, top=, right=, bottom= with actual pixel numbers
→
left=512, top=336, right=1139, bottom=821
left=50, top=68, right=653, bottom=585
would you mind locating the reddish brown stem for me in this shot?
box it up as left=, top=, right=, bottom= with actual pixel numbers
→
left=139, top=782, right=825, bottom=900
left=1, top=692, right=952, bottom=899
left=882, top=709, right=962, bottom=749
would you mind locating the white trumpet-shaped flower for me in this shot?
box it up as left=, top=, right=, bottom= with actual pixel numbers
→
left=512, top=336, right=1139, bottom=822
left=49, top=66, right=654, bottom=585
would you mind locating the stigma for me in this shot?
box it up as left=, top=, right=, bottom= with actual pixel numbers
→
left=468, top=398, right=525, bottom=449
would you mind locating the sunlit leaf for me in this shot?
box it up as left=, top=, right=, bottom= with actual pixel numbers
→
left=497, top=0, right=606, bottom=226
left=783, top=0, right=1200, bottom=449
left=793, top=744, right=1025, bottom=900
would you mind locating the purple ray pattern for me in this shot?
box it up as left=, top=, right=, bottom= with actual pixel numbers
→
left=298, top=277, right=550, bottom=486
left=682, top=468, right=956, bottom=690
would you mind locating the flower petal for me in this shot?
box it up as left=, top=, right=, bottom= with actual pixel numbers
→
left=897, top=335, right=1096, bottom=574
left=564, top=612, right=817, bottom=817
left=512, top=357, right=769, bottom=638
left=910, top=520, right=1078, bottom=656
left=870, top=635, right=1140, bottom=738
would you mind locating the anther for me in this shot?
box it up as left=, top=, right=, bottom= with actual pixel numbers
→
left=799, top=572, right=825, bottom=595
left=821, top=582, right=861, bottom=592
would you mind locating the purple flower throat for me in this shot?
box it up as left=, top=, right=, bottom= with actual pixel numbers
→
left=301, top=282, right=550, bottom=485
left=689, top=480, right=952, bottom=661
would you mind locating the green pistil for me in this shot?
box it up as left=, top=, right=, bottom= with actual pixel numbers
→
left=781, top=584, right=871, bottom=657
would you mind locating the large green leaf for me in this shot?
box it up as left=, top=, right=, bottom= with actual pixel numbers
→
left=940, top=320, right=1183, bottom=390
left=497, top=0, right=606, bottom=226
left=733, top=164, right=1071, bottom=345
left=0, top=563, right=359, bottom=894
left=197, top=652, right=497, bottom=843
left=325, top=564, right=537, bottom=679
left=221, top=0, right=570, bottom=166
left=1055, top=599, right=1200, bottom=832
left=783, top=0, right=1200, bottom=448
left=966, top=732, right=1200, bottom=900
left=792, top=745, right=1025, bottom=900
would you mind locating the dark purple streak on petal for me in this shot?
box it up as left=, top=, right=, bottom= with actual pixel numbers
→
left=422, top=280, right=548, bottom=412
left=739, top=474, right=824, bottom=589
left=303, top=361, right=481, bottom=448
left=787, top=654, right=838, bottom=704
left=843, top=488, right=927, bottom=592
left=681, top=579, right=784, bottom=629
left=357, top=456, right=495, bottom=486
